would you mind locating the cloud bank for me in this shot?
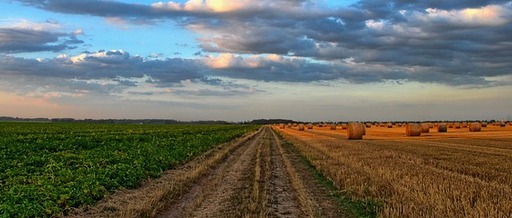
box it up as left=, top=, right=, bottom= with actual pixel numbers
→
left=1, top=0, right=512, bottom=120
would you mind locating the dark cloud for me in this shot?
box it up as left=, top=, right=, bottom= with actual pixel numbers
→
left=11, top=0, right=335, bottom=22
left=391, top=0, right=510, bottom=10
left=0, top=27, right=82, bottom=53
left=0, top=50, right=204, bottom=84
left=15, top=0, right=161, bottom=18
left=6, top=0, right=512, bottom=87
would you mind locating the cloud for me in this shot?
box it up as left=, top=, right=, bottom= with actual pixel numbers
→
left=0, top=50, right=207, bottom=83
left=0, top=20, right=84, bottom=53
left=414, top=5, right=512, bottom=28
left=6, top=0, right=512, bottom=88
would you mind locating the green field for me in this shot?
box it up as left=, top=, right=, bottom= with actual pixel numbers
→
left=0, top=122, right=258, bottom=217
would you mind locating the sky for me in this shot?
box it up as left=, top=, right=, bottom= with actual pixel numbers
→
left=1, top=0, right=512, bottom=122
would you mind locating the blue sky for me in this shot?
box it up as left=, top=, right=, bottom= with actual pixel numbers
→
left=1, top=0, right=512, bottom=121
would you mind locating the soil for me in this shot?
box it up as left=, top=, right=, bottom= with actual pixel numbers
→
left=157, top=126, right=346, bottom=218
left=69, top=126, right=348, bottom=218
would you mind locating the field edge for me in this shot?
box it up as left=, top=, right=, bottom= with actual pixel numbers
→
left=272, top=129, right=381, bottom=218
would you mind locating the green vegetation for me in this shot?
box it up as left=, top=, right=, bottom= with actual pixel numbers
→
left=0, top=122, right=258, bottom=217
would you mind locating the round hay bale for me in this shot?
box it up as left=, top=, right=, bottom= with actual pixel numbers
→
left=347, top=123, right=364, bottom=140
left=454, top=122, right=461, bottom=129
left=462, top=122, right=468, bottom=128
left=387, top=122, right=393, bottom=128
left=499, top=122, right=506, bottom=127
left=365, top=123, right=372, bottom=128
left=298, top=124, right=305, bottom=131
left=481, top=122, right=488, bottom=127
left=420, top=123, right=430, bottom=133
left=307, top=123, right=313, bottom=129
left=330, top=124, right=336, bottom=130
left=437, top=123, right=447, bottom=132
left=469, top=122, right=481, bottom=132
left=279, top=124, right=285, bottom=129
left=341, top=124, right=347, bottom=130
left=428, top=123, right=434, bottom=128
left=406, top=123, right=422, bottom=136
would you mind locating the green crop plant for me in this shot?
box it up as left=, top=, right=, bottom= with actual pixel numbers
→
left=0, top=122, right=258, bottom=217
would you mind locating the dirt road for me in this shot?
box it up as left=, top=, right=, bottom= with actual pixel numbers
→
left=156, top=126, right=345, bottom=218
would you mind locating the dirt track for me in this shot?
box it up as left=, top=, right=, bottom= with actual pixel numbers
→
left=156, top=126, right=346, bottom=218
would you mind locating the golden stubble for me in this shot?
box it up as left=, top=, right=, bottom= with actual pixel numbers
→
left=276, top=125, right=512, bottom=217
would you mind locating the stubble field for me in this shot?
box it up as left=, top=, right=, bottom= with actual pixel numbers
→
left=2, top=121, right=512, bottom=217
left=275, top=124, right=512, bottom=217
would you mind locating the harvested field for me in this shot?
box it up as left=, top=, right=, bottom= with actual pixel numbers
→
left=276, top=125, right=512, bottom=217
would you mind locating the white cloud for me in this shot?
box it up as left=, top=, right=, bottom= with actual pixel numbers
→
left=150, top=0, right=314, bottom=13
left=204, top=53, right=289, bottom=69
left=0, top=19, right=62, bottom=31
left=418, top=5, right=510, bottom=27
left=151, top=1, right=181, bottom=10
left=365, top=19, right=386, bottom=30
left=68, top=50, right=130, bottom=64
left=152, top=0, right=258, bottom=12
left=72, top=28, right=84, bottom=35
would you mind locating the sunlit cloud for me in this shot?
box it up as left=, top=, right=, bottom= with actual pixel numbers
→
left=2, top=0, right=512, bottom=120
left=419, top=5, right=511, bottom=27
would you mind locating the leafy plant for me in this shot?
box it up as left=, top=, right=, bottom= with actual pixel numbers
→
left=0, top=123, right=258, bottom=217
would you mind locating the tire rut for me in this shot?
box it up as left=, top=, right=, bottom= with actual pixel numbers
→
left=156, top=128, right=264, bottom=218
left=268, top=130, right=306, bottom=217
left=156, top=126, right=347, bottom=218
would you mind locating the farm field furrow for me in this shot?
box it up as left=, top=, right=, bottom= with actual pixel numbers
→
left=276, top=125, right=512, bottom=217
left=156, top=126, right=347, bottom=218
left=0, top=122, right=258, bottom=217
